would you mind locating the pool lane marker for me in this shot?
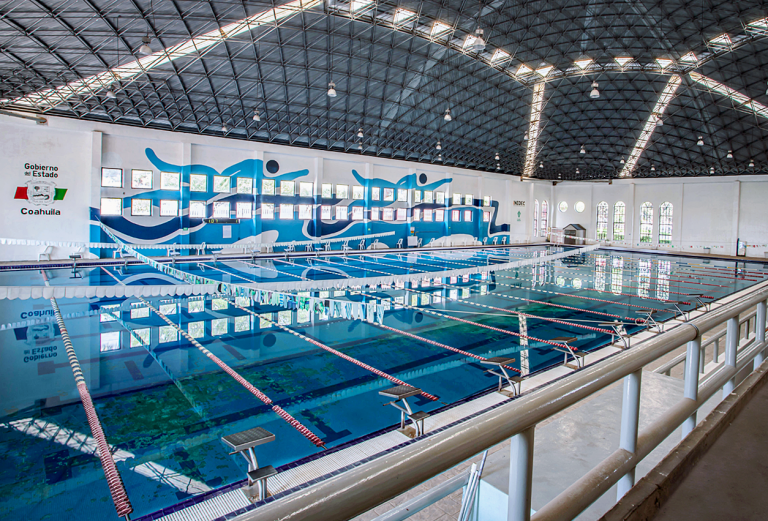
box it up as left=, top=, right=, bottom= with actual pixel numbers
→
left=138, top=295, right=327, bottom=448
left=227, top=298, right=441, bottom=403
left=100, top=267, right=326, bottom=448
left=43, top=271, right=134, bottom=519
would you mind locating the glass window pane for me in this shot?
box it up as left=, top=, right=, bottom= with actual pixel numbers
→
left=424, top=191, right=433, bottom=203
left=131, top=199, right=151, bottom=216
left=131, top=306, right=149, bottom=319
left=189, top=201, right=206, bottom=218
left=261, top=203, right=274, bottom=219
left=100, top=197, right=122, bottom=216
left=262, top=179, right=275, bottom=195
left=396, top=208, right=407, bottom=221
left=371, top=208, right=380, bottom=220
left=188, top=299, right=204, bottom=313
left=159, top=303, right=177, bottom=315
left=383, top=208, right=394, bottom=221
left=161, top=171, right=180, bottom=190
left=383, top=188, right=394, bottom=201
left=159, top=326, right=177, bottom=343
left=483, top=196, right=491, bottom=207
left=435, top=192, right=445, bottom=204
left=372, top=187, right=381, bottom=200
left=321, top=183, right=333, bottom=198
left=101, top=168, right=122, bottom=187
left=280, top=203, right=294, bottom=219
left=213, top=202, right=230, bottom=218
left=464, top=210, right=472, bottom=221
left=100, top=331, right=120, bottom=352
left=278, top=310, right=291, bottom=325
left=236, top=202, right=252, bottom=219
left=281, top=180, right=295, bottom=196
left=160, top=200, right=179, bottom=217
left=259, top=313, right=273, bottom=328
left=464, top=194, right=473, bottom=205
left=336, top=184, right=349, bottom=199
left=235, top=315, right=251, bottom=332
left=453, top=193, right=462, bottom=205
left=397, top=188, right=408, bottom=201
left=130, top=328, right=150, bottom=348
left=300, top=182, right=314, bottom=197
left=188, top=321, right=204, bottom=339
left=352, top=206, right=364, bottom=220
left=212, top=298, right=228, bottom=310
left=131, top=169, right=153, bottom=189
left=436, top=209, right=445, bottom=221
left=190, top=174, right=207, bottom=192
left=452, top=209, right=460, bottom=221
left=321, top=205, right=331, bottom=219
left=559, top=201, right=568, bottom=212
left=483, top=211, right=490, bottom=222
left=211, top=318, right=228, bottom=336
left=100, top=305, right=119, bottom=322
left=414, top=190, right=422, bottom=203
left=237, top=177, right=253, bottom=194
left=424, top=209, right=433, bottom=221
left=413, top=208, right=421, bottom=221
left=213, top=176, right=230, bottom=193
left=335, top=206, right=348, bottom=220
left=298, top=204, right=312, bottom=220
left=353, top=185, right=365, bottom=199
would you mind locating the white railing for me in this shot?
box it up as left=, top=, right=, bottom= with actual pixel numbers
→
left=235, top=281, right=768, bottom=521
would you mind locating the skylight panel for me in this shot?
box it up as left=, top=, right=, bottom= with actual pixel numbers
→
left=614, top=57, right=633, bottom=67
left=491, top=49, right=510, bottom=63
left=574, top=58, right=593, bottom=69
left=747, top=17, right=768, bottom=34
left=431, top=21, right=452, bottom=37
left=708, top=33, right=732, bottom=51
left=394, top=8, right=416, bottom=25
left=655, top=58, right=673, bottom=69
left=679, top=52, right=697, bottom=63
left=535, top=64, right=553, bottom=77
left=523, top=83, right=546, bottom=177
left=350, top=0, right=373, bottom=13
left=516, top=64, right=533, bottom=75
left=689, top=72, right=768, bottom=120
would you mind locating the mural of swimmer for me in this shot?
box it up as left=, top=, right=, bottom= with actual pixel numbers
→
left=92, top=148, right=510, bottom=249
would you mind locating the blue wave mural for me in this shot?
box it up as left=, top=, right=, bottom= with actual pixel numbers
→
left=90, top=148, right=510, bottom=249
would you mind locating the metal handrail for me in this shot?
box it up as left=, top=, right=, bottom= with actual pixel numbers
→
left=235, top=281, right=768, bottom=521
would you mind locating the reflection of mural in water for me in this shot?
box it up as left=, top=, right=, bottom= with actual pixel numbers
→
left=91, top=148, right=510, bottom=249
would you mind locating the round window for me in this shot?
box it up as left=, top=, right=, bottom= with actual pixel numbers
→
left=575, top=201, right=586, bottom=213
left=573, top=278, right=582, bottom=289
left=559, top=201, right=568, bottom=212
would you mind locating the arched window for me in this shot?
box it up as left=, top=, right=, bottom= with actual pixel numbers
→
left=540, top=200, right=549, bottom=236
left=534, top=199, right=539, bottom=237
left=640, top=202, right=653, bottom=243
left=595, top=201, right=609, bottom=240
left=613, top=202, right=626, bottom=240
left=659, top=202, right=673, bottom=244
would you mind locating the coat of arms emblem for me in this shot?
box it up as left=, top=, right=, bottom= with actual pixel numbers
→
left=25, top=180, right=56, bottom=206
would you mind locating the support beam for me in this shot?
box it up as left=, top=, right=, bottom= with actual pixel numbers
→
left=619, top=75, right=682, bottom=177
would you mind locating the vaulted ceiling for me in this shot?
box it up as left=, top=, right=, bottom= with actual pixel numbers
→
left=1, top=0, right=767, bottom=180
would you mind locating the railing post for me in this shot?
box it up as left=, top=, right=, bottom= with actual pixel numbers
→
left=508, top=426, right=535, bottom=521
left=713, top=337, right=720, bottom=364
left=617, top=369, right=642, bottom=500
left=755, top=300, right=767, bottom=370
left=723, top=317, right=739, bottom=397
left=682, top=335, right=701, bottom=438
left=699, top=344, right=705, bottom=374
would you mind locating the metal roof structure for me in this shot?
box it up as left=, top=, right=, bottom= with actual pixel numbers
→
left=1, top=0, right=767, bottom=180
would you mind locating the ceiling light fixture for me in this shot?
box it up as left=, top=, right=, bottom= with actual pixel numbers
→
left=655, top=114, right=663, bottom=126
left=470, top=27, right=485, bottom=53
left=620, top=158, right=625, bottom=164
left=539, top=161, right=544, bottom=168
left=437, top=153, right=442, bottom=161
left=590, top=81, right=600, bottom=99
left=357, top=128, right=363, bottom=138
left=710, top=166, right=715, bottom=174
left=651, top=164, right=655, bottom=171
left=105, top=89, right=116, bottom=99
left=221, top=124, right=228, bottom=132
left=727, top=150, right=733, bottom=159
left=444, top=108, right=452, bottom=122
left=436, top=140, right=442, bottom=150
left=139, top=35, right=153, bottom=56
left=496, top=163, right=501, bottom=170
left=327, top=82, right=337, bottom=97
left=523, top=131, right=529, bottom=141
left=358, top=142, right=363, bottom=150
left=495, top=152, right=500, bottom=161
left=750, top=159, right=755, bottom=168
left=253, top=110, right=260, bottom=122
left=580, top=146, right=586, bottom=154
left=697, top=136, right=704, bottom=146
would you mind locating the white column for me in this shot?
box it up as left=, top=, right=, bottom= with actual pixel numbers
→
left=508, top=426, right=535, bottom=521
left=682, top=336, right=701, bottom=437
left=617, top=369, right=642, bottom=499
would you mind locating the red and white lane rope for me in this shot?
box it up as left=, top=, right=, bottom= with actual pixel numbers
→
left=137, top=296, right=327, bottom=448
left=374, top=322, right=522, bottom=373
left=43, top=272, right=133, bottom=519
left=228, top=299, right=440, bottom=402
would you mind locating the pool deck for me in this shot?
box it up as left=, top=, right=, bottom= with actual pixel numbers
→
left=138, top=275, right=754, bottom=521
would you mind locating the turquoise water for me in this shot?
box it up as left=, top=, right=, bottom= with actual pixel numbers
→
left=0, top=248, right=764, bottom=520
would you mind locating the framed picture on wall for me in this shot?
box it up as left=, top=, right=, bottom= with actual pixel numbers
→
left=424, top=209, right=433, bottom=221
left=413, top=208, right=421, bottom=221
left=424, top=191, right=433, bottom=203
left=160, top=200, right=179, bottom=217
left=237, top=178, right=253, bottom=194
left=464, top=194, right=473, bottom=206
left=213, top=175, right=230, bottom=193
left=396, top=208, right=407, bottom=221
left=464, top=210, right=473, bottom=221
left=352, top=206, right=364, bottom=220
left=101, top=168, right=123, bottom=188
left=371, top=208, right=380, bottom=220
left=383, top=208, right=394, bottom=221
left=131, top=199, right=151, bottom=216
left=414, top=190, right=422, bottom=203
left=190, top=174, right=207, bottom=192
left=435, top=191, right=445, bottom=205
left=383, top=188, right=394, bottom=201
left=321, top=183, right=333, bottom=198
left=397, top=189, right=408, bottom=202
left=483, top=195, right=491, bottom=207
left=262, top=179, right=275, bottom=195
left=100, top=197, right=122, bottom=215
left=483, top=211, right=490, bottom=222
left=336, top=184, right=349, bottom=199
left=353, top=185, right=365, bottom=199
left=372, top=187, right=381, bottom=200
left=435, top=209, right=445, bottom=221
left=281, top=181, right=295, bottom=197
left=298, top=204, right=313, bottom=220
left=261, top=203, right=275, bottom=219
left=452, top=209, right=460, bottom=221
left=300, top=182, right=314, bottom=197
left=335, top=206, right=348, bottom=220
left=279, top=203, right=294, bottom=219
left=189, top=201, right=206, bottom=218
left=321, top=205, right=332, bottom=219
left=213, top=202, right=230, bottom=218
left=452, top=193, right=462, bottom=205
left=131, top=170, right=153, bottom=189
left=236, top=202, right=252, bottom=219
left=161, top=172, right=180, bottom=191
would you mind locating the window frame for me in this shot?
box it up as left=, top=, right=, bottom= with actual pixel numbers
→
left=595, top=201, right=609, bottom=240
left=639, top=202, right=653, bottom=243
left=131, top=169, right=153, bottom=189
left=101, top=167, right=123, bottom=188
left=613, top=202, right=626, bottom=240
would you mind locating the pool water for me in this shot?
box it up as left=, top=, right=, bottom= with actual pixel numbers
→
left=0, top=247, right=765, bottom=520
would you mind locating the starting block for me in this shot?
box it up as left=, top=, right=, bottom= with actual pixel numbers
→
left=221, top=427, right=277, bottom=502
left=551, top=336, right=587, bottom=369
left=479, top=356, right=521, bottom=394
left=379, top=385, right=430, bottom=437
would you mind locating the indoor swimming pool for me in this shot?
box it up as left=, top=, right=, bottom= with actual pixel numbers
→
left=0, top=246, right=766, bottom=521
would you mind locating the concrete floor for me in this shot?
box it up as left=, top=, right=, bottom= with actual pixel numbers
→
left=653, top=379, right=768, bottom=521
